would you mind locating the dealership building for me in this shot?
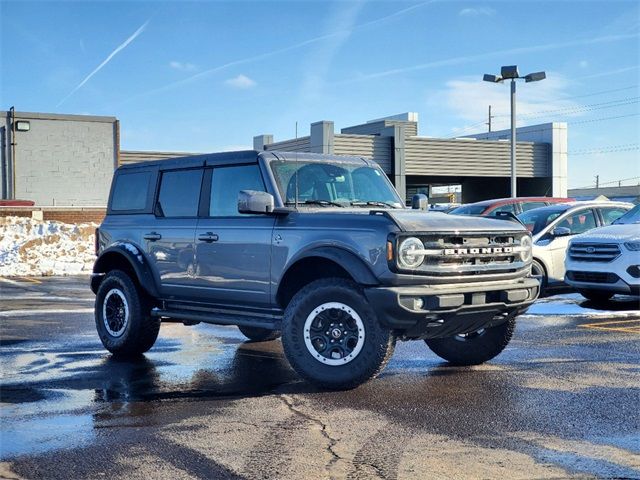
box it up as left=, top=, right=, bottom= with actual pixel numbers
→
left=1, top=110, right=567, bottom=207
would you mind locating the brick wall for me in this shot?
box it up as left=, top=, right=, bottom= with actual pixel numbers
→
left=0, top=207, right=106, bottom=224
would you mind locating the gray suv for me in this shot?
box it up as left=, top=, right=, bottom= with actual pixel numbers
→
left=92, top=151, right=539, bottom=389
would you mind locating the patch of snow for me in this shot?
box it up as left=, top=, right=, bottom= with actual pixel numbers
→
left=0, top=216, right=97, bottom=276
left=523, top=293, right=640, bottom=317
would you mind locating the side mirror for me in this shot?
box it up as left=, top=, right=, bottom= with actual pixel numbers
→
left=238, top=190, right=275, bottom=214
left=412, top=194, right=428, bottom=210
left=551, top=226, right=571, bottom=237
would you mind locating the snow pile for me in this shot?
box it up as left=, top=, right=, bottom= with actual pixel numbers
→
left=0, top=216, right=97, bottom=276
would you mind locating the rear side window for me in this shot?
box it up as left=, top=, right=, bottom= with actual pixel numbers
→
left=489, top=203, right=516, bottom=216
left=210, top=164, right=265, bottom=217
left=156, top=169, right=203, bottom=217
left=521, top=201, right=546, bottom=212
left=111, top=171, right=151, bottom=211
left=600, top=207, right=629, bottom=225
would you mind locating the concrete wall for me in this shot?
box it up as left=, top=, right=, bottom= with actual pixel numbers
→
left=1, top=111, right=118, bottom=206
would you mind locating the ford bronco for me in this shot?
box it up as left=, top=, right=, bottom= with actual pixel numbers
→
left=92, top=151, right=538, bottom=389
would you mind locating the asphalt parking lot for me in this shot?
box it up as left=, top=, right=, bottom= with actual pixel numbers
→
left=1, top=276, right=639, bottom=480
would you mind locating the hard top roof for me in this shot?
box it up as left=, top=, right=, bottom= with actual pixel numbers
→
left=117, top=150, right=372, bottom=171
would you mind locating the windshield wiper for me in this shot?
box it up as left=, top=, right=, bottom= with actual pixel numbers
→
left=350, top=201, right=398, bottom=209
left=286, top=200, right=345, bottom=208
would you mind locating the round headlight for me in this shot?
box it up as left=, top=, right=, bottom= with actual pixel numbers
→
left=399, top=237, right=425, bottom=268
left=520, top=235, right=533, bottom=263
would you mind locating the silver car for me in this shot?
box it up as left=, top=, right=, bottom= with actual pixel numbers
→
left=517, top=201, right=633, bottom=293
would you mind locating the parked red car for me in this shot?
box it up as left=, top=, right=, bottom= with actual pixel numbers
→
left=449, top=197, right=573, bottom=217
left=0, top=199, right=35, bottom=207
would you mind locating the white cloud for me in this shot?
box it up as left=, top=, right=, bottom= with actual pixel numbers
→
left=459, top=7, right=496, bottom=17
left=433, top=73, right=581, bottom=135
left=224, top=74, right=256, bottom=89
left=169, top=61, right=198, bottom=72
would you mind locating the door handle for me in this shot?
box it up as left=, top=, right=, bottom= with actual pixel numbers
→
left=198, top=232, right=219, bottom=243
left=144, top=232, right=162, bottom=241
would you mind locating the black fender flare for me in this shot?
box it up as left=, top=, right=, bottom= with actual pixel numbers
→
left=283, top=246, right=380, bottom=286
left=91, top=243, right=160, bottom=297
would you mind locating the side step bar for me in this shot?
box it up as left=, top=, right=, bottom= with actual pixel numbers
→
left=151, top=308, right=281, bottom=330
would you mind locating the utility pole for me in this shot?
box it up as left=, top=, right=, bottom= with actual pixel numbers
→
left=595, top=175, right=599, bottom=189
left=487, top=105, right=493, bottom=132
left=510, top=79, right=517, bottom=198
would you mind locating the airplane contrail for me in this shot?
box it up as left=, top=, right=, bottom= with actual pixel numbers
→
left=57, top=20, right=149, bottom=107
left=119, top=1, right=437, bottom=104
left=331, top=32, right=640, bottom=85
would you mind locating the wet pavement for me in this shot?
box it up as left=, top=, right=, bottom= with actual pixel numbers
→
left=1, top=276, right=639, bottom=479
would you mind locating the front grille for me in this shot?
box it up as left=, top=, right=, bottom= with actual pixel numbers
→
left=566, top=271, right=619, bottom=284
left=413, top=232, right=528, bottom=277
left=569, top=243, right=621, bottom=262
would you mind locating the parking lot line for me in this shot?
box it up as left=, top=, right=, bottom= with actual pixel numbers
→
left=580, top=319, right=640, bottom=334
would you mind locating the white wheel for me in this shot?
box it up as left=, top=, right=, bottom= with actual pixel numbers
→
left=303, top=302, right=366, bottom=366
left=102, top=288, right=130, bottom=337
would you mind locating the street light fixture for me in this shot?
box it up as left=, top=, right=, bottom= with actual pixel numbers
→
left=483, top=65, right=546, bottom=197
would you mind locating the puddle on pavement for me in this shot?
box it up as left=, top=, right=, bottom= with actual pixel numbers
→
left=0, top=323, right=296, bottom=459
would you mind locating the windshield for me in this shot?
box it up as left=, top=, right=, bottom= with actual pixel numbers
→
left=517, top=206, right=568, bottom=235
left=613, top=204, right=640, bottom=224
left=270, top=160, right=403, bottom=208
left=449, top=204, right=487, bottom=216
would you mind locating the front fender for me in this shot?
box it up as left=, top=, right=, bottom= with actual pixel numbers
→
left=91, top=243, right=160, bottom=297
left=286, top=245, right=379, bottom=286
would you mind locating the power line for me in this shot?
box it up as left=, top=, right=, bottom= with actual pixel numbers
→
left=493, top=96, right=639, bottom=118
left=571, top=112, right=640, bottom=124
left=573, top=176, right=640, bottom=190
left=555, top=85, right=638, bottom=101
left=569, top=143, right=640, bottom=155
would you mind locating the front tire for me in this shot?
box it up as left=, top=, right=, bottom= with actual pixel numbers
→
left=281, top=278, right=395, bottom=390
left=238, top=325, right=281, bottom=342
left=531, top=259, right=548, bottom=296
left=425, top=315, right=516, bottom=366
left=579, top=289, right=614, bottom=303
left=95, top=270, right=160, bottom=356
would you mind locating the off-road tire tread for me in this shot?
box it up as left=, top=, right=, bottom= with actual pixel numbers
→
left=425, top=316, right=516, bottom=366
left=238, top=325, right=281, bottom=342
left=95, top=270, right=160, bottom=356
left=282, top=277, right=395, bottom=390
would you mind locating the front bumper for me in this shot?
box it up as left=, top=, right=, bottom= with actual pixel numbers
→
left=565, top=253, right=640, bottom=295
left=364, top=277, right=539, bottom=339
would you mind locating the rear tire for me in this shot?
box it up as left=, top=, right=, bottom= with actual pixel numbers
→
left=425, top=316, right=516, bottom=366
left=238, top=325, right=281, bottom=342
left=281, top=278, right=395, bottom=390
left=579, top=290, right=614, bottom=303
left=95, top=270, right=160, bottom=356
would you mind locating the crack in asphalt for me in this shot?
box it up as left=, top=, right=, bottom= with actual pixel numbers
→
left=278, top=394, right=343, bottom=477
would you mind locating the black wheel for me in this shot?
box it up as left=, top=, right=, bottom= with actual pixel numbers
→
left=95, top=270, right=160, bottom=356
left=238, top=325, right=281, bottom=342
left=281, top=278, right=395, bottom=390
left=531, top=259, right=548, bottom=296
left=579, top=290, right=614, bottom=303
left=425, top=315, right=516, bottom=366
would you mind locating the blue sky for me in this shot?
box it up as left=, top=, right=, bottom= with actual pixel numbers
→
left=1, top=0, right=638, bottom=189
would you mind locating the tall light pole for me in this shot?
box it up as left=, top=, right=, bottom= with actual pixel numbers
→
left=483, top=66, right=546, bottom=197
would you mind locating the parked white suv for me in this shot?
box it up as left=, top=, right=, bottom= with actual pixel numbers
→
left=565, top=204, right=640, bottom=302
left=517, top=201, right=633, bottom=293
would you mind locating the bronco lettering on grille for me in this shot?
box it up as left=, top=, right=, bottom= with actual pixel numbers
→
left=443, top=247, right=513, bottom=255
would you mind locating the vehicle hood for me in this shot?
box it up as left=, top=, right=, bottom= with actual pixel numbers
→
left=571, top=223, right=640, bottom=243
left=381, top=210, right=526, bottom=233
